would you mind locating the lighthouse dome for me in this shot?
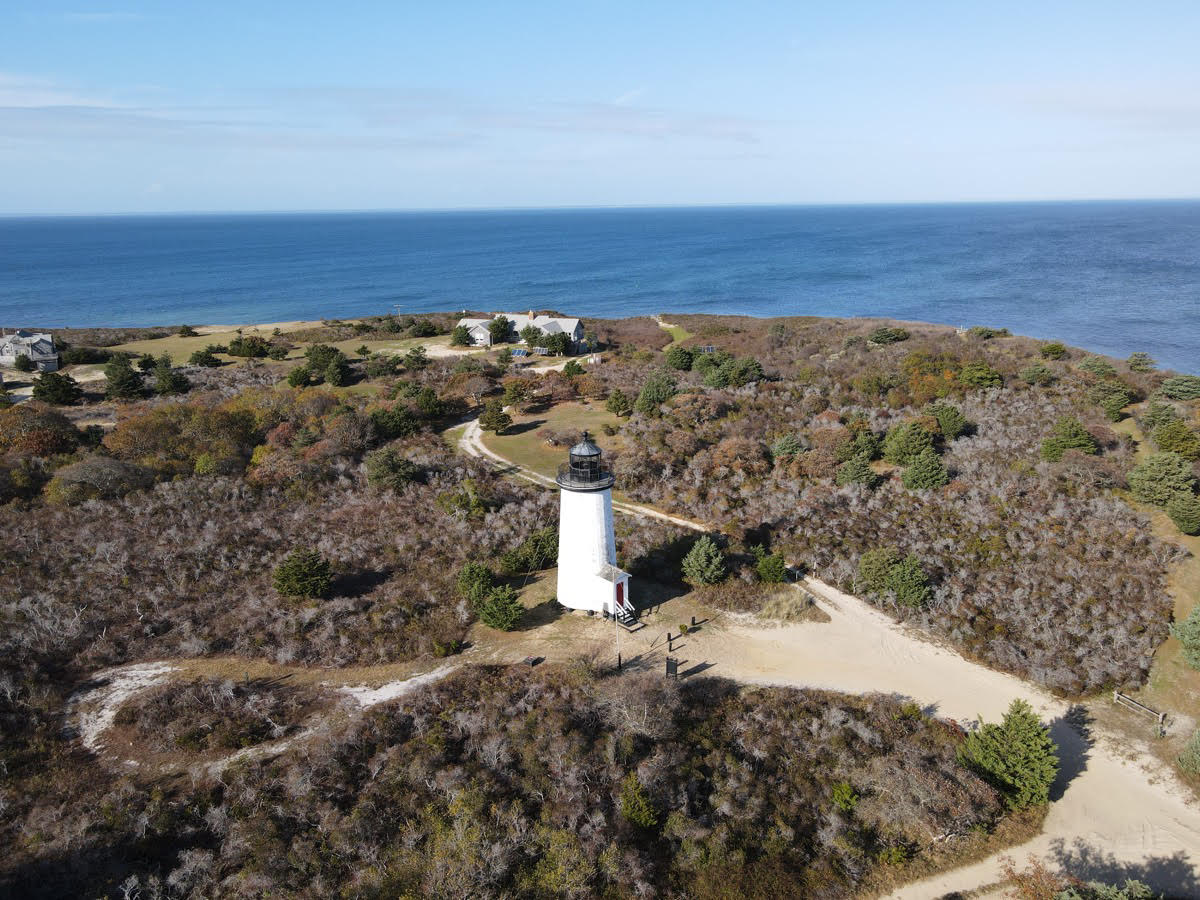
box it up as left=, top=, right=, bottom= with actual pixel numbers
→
left=557, top=430, right=614, bottom=491
left=568, top=431, right=602, bottom=457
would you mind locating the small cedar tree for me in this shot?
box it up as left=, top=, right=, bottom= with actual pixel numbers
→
left=755, top=552, right=787, bottom=583
left=1040, top=418, right=1099, bottom=462
left=665, top=345, right=694, bottom=370
left=1040, top=341, right=1067, bottom=359
left=272, top=549, right=333, bottom=600
left=605, top=388, right=632, bottom=417
left=926, top=401, right=969, bottom=440
left=635, top=370, right=677, bottom=417
left=957, top=698, right=1059, bottom=810
left=479, top=399, right=513, bottom=434
left=959, top=361, right=1003, bottom=389
left=882, top=423, right=934, bottom=465
left=478, top=585, right=523, bottom=631
left=1167, top=492, right=1200, bottom=536
left=456, top=562, right=495, bottom=608
left=902, top=447, right=950, bottom=490
left=1127, top=352, right=1157, bottom=372
left=32, top=371, right=82, bottom=405
left=1152, top=420, right=1200, bottom=460
left=682, top=535, right=727, bottom=585
left=364, top=447, right=420, bottom=491
left=103, top=356, right=144, bottom=400
left=619, top=773, right=659, bottom=828
left=1170, top=605, right=1200, bottom=670
left=450, top=325, right=472, bottom=346
left=1128, top=452, right=1196, bottom=506
left=836, top=454, right=881, bottom=488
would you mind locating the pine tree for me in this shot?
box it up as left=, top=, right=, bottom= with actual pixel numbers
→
left=605, top=388, right=632, bottom=417
left=957, top=699, right=1059, bottom=809
left=664, top=345, right=694, bottom=371
left=902, top=447, right=949, bottom=490
left=836, top=454, right=881, bottom=488
left=1167, top=493, right=1200, bottom=536
left=681, top=535, right=726, bottom=585
left=1128, top=452, right=1196, bottom=506
left=31, top=371, right=82, bottom=405
left=1152, top=420, right=1200, bottom=459
left=272, top=549, right=333, bottom=600
left=882, top=423, right=933, bottom=465
left=960, top=696, right=1056, bottom=811
left=619, top=773, right=659, bottom=828
left=926, top=401, right=968, bottom=440
left=634, top=370, right=677, bottom=417
left=479, top=399, right=513, bottom=434
left=1170, top=605, right=1200, bottom=670
left=103, top=356, right=144, bottom=400
left=1040, top=417, right=1099, bottom=461
left=456, top=562, right=495, bottom=607
left=889, top=554, right=933, bottom=608
left=478, top=585, right=523, bottom=630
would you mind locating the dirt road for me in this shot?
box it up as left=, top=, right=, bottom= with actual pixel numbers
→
left=463, top=418, right=1200, bottom=897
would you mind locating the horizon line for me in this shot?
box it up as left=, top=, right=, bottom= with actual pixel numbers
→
left=3, top=195, right=1200, bottom=220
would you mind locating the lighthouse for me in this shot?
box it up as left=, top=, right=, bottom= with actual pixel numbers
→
left=555, top=431, right=633, bottom=622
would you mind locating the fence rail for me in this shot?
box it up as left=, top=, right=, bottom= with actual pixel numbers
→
left=1113, top=691, right=1167, bottom=736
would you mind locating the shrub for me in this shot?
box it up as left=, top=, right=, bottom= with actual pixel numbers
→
left=1157, top=375, right=1200, bottom=401
left=682, top=535, right=727, bottom=585
left=272, top=549, right=333, bottom=600
left=957, top=698, right=1058, bottom=810
left=958, top=361, right=1002, bottom=389
left=32, top=371, right=82, bottom=405
left=902, top=448, right=950, bottom=490
left=967, top=326, right=1010, bottom=339
left=479, top=399, right=513, bottom=434
left=1127, top=352, right=1156, bottom=372
left=13, top=354, right=35, bottom=372
left=61, top=346, right=111, bottom=365
left=562, top=359, right=585, bottom=377
left=868, top=326, right=909, bottom=345
left=756, top=552, right=788, bottom=583
left=1040, top=418, right=1099, bottom=461
left=1128, top=453, right=1196, bottom=506
left=409, top=319, right=438, bottom=338
left=1020, top=362, right=1056, bottom=386
left=836, top=454, right=881, bottom=488
left=287, top=365, right=312, bottom=387
left=456, top=562, right=496, bottom=607
left=1167, top=493, right=1200, bottom=535
left=619, top=773, right=658, bottom=828
left=1151, top=420, right=1200, bottom=459
left=370, top=405, right=418, bottom=440
left=228, top=335, right=271, bottom=358
left=1077, top=356, right=1117, bottom=378
left=499, top=526, right=558, bottom=575
left=1040, top=341, right=1067, bottom=359
left=478, top=585, right=524, bottom=630
left=665, top=345, right=694, bottom=370
left=635, top=370, right=677, bottom=417
left=267, top=343, right=289, bottom=361
left=365, top=353, right=402, bottom=377
left=926, top=401, right=968, bottom=440
left=772, top=432, right=805, bottom=460
left=605, top=388, right=632, bottom=417
left=831, top=780, right=859, bottom=812
left=189, top=348, right=222, bottom=367
left=1088, top=380, right=1135, bottom=421
left=153, top=359, right=190, bottom=396
left=44, top=456, right=154, bottom=504
left=403, top=346, right=429, bottom=370
left=882, top=422, right=933, bottom=465
left=178, top=324, right=198, bottom=337
left=1170, top=605, right=1200, bottom=670
left=365, top=447, right=420, bottom=491
left=103, top=355, right=144, bottom=400
left=859, top=549, right=931, bottom=607
left=450, top=325, right=472, bottom=346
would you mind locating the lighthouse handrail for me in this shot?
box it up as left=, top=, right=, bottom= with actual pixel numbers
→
left=556, top=460, right=614, bottom=489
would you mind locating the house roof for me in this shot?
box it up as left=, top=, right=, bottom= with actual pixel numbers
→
left=596, top=563, right=630, bottom=583
left=455, top=314, right=582, bottom=336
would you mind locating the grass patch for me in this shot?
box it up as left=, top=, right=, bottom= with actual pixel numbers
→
left=659, top=320, right=692, bottom=345
left=479, top=401, right=626, bottom=480
left=108, top=327, right=457, bottom=365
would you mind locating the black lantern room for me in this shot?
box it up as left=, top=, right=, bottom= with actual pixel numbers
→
left=556, top=430, right=615, bottom=492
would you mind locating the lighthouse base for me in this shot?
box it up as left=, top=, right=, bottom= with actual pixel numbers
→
left=555, top=487, right=632, bottom=618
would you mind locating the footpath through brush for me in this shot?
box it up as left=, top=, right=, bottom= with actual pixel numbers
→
left=460, top=416, right=1200, bottom=898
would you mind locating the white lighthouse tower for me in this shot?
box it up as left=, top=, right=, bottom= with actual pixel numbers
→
left=555, top=432, right=634, bottom=622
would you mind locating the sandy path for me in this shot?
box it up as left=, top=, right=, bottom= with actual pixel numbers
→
left=462, top=417, right=1200, bottom=897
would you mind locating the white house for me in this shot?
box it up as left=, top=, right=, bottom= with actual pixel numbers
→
left=454, top=312, right=584, bottom=349
left=555, top=432, right=635, bottom=624
left=0, top=330, right=59, bottom=372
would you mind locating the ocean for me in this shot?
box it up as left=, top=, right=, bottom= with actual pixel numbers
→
left=1, top=201, right=1198, bottom=372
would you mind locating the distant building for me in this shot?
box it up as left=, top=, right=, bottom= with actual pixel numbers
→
left=0, top=330, right=58, bottom=371
left=454, top=311, right=584, bottom=349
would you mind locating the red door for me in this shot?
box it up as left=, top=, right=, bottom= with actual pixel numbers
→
left=616, top=582, right=624, bottom=608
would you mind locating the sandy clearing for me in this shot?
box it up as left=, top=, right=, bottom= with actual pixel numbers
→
left=461, top=415, right=1200, bottom=897
left=64, top=662, right=177, bottom=753
left=337, top=665, right=458, bottom=707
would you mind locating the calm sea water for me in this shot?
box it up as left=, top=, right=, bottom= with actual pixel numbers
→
left=1, top=202, right=1198, bottom=372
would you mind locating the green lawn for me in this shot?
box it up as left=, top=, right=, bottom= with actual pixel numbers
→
left=660, top=322, right=692, bottom=345
left=480, top=401, right=626, bottom=480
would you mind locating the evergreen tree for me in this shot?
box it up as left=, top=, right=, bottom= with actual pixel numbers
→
left=902, top=447, right=950, bottom=490
left=103, top=355, right=144, bottom=400
left=1178, top=728, right=1200, bottom=775
left=634, top=370, right=677, bottom=417
left=456, top=562, right=496, bottom=607
left=882, top=422, right=934, bottom=465
left=479, top=398, right=513, bottom=434
left=665, top=345, right=694, bottom=370
left=771, top=432, right=804, bottom=461
left=272, top=549, right=333, bottom=600
left=136, top=353, right=157, bottom=372
left=1039, top=341, right=1067, bottom=359
left=681, top=535, right=727, bottom=585
left=1088, top=379, right=1135, bottom=422
left=858, top=547, right=901, bottom=593
left=1167, top=492, right=1200, bottom=536
left=1040, top=417, right=1099, bottom=462
left=1077, top=356, right=1117, bottom=378
left=287, top=365, right=313, bottom=387
left=189, top=348, right=222, bottom=367
left=926, top=401, right=968, bottom=440
left=562, top=359, right=585, bottom=377
left=487, top=316, right=512, bottom=344
left=1152, top=420, right=1200, bottom=459
left=837, top=428, right=880, bottom=461
left=605, top=388, right=632, bottom=417
left=478, top=585, right=523, bottom=630
left=888, top=554, right=933, bottom=608
left=31, top=371, right=82, bottom=405
left=959, top=361, right=1003, bottom=389
left=755, top=552, right=788, bottom=583
left=957, top=699, right=1059, bottom=810
left=836, top=454, right=881, bottom=488
left=619, top=773, right=659, bottom=828
left=1020, top=362, right=1055, bottom=386
left=1128, top=452, right=1196, bottom=506
left=153, top=356, right=190, bottom=395
left=403, top=346, right=429, bottom=370
left=13, top=355, right=35, bottom=372
left=1127, top=351, right=1157, bottom=372
left=1170, top=605, right=1200, bottom=670
left=365, top=446, right=420, bottom=491
left=1141, top=401, right=1179, bottom=433
left=1158, top=375, right=1200, bottom=401
left=450, top=325, right=472, bottom=346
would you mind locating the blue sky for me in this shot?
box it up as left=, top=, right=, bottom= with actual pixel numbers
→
left=2, top=1, right=1199, bottom=213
